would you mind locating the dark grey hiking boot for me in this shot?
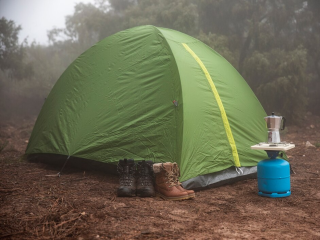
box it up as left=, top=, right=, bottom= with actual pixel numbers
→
left=136, top=160, right=155, bottom=197
left=117, top=159, right=136, bottom=197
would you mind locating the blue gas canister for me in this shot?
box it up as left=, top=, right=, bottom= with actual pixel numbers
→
left=257, top=158, right=291, bottom=198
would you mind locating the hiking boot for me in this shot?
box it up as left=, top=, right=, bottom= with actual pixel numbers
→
left=136, top=160, right=155, bottom=197
left=172, top=162, right=195, bottom=199
left=117, top=159, right=136, bottom=197
left=153, top=162, right=189, bottom=201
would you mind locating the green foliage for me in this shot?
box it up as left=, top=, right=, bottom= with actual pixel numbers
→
left=108, top=0, right=136, bottom=12
left=0, top=17, right=33, bottom=79
left=244, top=46, right=308, bottom=121
left=48, top=3, right=116, bottom=53
left=197, top=32, right=238, bottom=67
left=295, top=0, right=320, bottom=113
left=2, top=0, right=320, bottom=123
left=115, top=0, right=199, bottom=36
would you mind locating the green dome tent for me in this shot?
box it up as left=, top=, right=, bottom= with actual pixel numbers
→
left=26, top=25, right=267, bottom=189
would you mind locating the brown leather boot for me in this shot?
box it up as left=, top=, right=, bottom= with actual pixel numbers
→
left=117, top=159, right=136, bottom=197
left=136, top=160, right=155, bottom=197
left=172, top=162, right=195, bottom=199
left=153, top=163, right=189, bottom=201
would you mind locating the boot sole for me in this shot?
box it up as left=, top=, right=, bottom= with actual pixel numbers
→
left=156, top=192, right=190, bottom=201
left=188, top=193, right=196, bottom=199
left=136, top=189, right=155, bottom=197
left=117, top=193, right=136, bottom=197
left=117, top=190, right=136, bottom=197
left=136, top=191, right=155, bottom=198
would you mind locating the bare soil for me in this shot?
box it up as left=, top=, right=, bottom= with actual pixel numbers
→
left=1, top=115, right=320, bottom=240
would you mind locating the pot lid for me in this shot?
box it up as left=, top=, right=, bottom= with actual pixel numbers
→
left=265, top=112, right=282, bottom=119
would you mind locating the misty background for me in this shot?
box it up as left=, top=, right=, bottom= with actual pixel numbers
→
left=0, top=0, right=320, bottom=124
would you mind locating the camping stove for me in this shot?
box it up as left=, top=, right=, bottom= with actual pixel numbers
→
left=251, top=142, right=295, bottom=198
left=251, top=113, right=295, bottom=198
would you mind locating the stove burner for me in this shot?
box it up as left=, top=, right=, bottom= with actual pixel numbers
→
left=258, top=142, right=292, bottom=146
left=251, top=142, right=295, bottom=152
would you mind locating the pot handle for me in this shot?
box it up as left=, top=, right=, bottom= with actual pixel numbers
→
left=281, top=116, right=286, bottom=130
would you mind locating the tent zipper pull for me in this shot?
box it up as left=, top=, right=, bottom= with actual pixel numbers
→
left=173, top=100, right=178, bottom=107
left=235, top=167, right=243, bottom=175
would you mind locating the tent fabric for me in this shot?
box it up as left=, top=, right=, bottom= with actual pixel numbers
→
left=26, top=25, right=267, bottom=185
left=181, top=166, right=258, bottom=190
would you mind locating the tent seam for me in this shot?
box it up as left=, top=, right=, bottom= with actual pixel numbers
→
left=155, top=27, right=184, bottom=164
left=181, top=43, right=241, bottom=168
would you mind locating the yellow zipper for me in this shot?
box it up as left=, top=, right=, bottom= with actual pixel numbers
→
left=182, top=43, right=240, bottom=167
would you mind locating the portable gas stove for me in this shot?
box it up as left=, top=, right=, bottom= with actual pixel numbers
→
left=251, top=113, right=295, bottom=198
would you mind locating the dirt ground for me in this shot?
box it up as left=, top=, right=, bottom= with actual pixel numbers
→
left=1, top=115, right=320, bottom=240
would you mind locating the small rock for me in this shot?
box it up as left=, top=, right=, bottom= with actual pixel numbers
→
left=310, top=125, right=315, bottom=129
left=306, top=141, right=315, bottom=148
left=141, top=229, right=151, bottom=234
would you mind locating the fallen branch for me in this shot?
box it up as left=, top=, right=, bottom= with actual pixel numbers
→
left=25, top=171, right=45, bottom=175
left=17, top=216, right=39, bottom=221
left=68, top=177, right=87, bottom=182
left=0, top=188, right=22, bottom=192
left=0, top=232, right=24, bottom=239
left=54, top=215, right=82, bottom=229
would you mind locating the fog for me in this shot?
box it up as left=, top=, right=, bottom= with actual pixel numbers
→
left=0, top=0, right=95, bottom=45
left=0, top=0, right=319, bottom=124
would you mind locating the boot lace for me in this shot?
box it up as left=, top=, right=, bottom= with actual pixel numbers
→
left=172, top=163, right=182, bottom=186
left=117, top=164, right=135, bottom=186
left=165, top=169, right=177, bottom=188
left=137, top=163, right=153, bottom=186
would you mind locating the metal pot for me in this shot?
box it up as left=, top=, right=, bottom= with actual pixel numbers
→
left=264, top=112, right=286, bottom=143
